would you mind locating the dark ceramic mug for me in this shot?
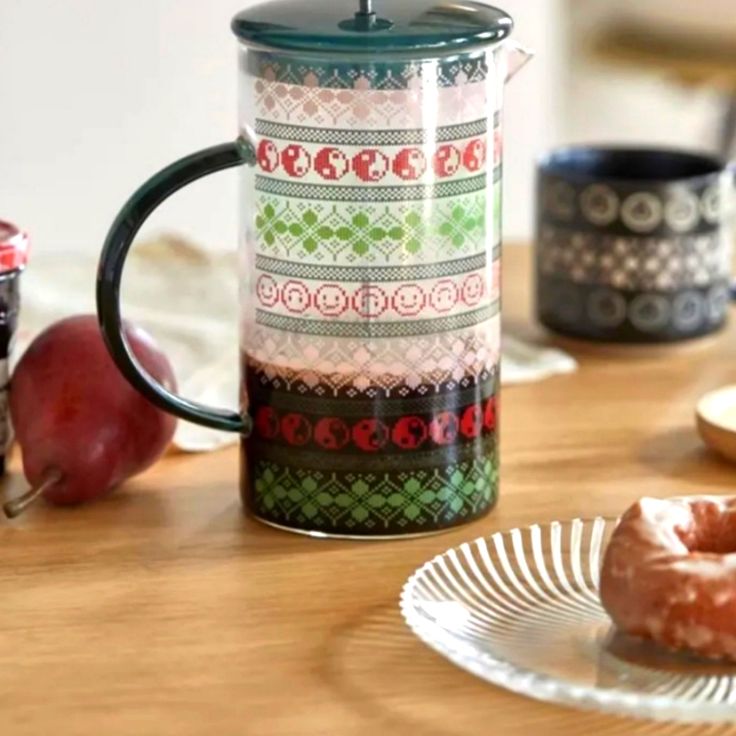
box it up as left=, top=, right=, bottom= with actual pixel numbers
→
left=536, top=147, right=732, bottom=343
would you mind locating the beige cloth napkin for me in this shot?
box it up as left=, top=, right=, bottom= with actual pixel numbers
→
left=19, top=238, right=576, bottom=451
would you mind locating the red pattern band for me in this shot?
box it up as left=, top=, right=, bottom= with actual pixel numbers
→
left=252, top=396, right=497, bottom=453
left=255, top=271, right=488, bottom=319
left=256, top=138, right=487, bottom=182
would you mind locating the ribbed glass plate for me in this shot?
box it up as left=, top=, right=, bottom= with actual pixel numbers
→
left=400, top=517, right=736, bottom=723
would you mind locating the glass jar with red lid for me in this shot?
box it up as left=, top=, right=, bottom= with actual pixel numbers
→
left=0, top=221, right=29, bottom=474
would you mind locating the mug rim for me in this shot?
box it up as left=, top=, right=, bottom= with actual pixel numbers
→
left=538, top=145, right=727, bottom=187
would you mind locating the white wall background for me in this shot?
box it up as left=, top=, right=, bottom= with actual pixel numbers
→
left=566, top=0, right=736, bottom=154
left=0, top=0, right=567, bottom=255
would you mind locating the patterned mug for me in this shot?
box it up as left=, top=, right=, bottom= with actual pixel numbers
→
left=536, top=147, right=733, bottom=343
left=97, top=0, right=531, bottom=538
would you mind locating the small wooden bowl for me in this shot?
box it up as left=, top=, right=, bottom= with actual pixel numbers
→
left=697, top=385, right=736, bottom=463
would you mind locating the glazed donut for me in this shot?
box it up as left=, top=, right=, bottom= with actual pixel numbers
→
left=600, top=496, right=736, bottom=661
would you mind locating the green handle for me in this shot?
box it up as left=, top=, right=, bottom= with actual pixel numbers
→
left=97, top=139, right=254, bottom=433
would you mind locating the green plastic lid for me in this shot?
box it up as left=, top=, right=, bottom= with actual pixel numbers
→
left=232, top=0, right=513, bottom=55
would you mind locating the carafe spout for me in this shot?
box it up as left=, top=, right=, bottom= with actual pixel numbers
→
left=500, top=39, right=534, bottom=83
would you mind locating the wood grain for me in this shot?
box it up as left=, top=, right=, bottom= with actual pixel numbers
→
left=2, top=246, right=735, bottom=736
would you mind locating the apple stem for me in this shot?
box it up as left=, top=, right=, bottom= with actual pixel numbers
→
left=3, top=468, right=65, bottom=519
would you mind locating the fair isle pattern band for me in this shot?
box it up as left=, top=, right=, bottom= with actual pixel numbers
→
left=255, top=174, right=490, bottom=202
left=538, top=276, right=729, bottom=340
left=255, top=119, right=488, bottom=146
left=255, top=301, right=498, bottom=338
left=254, top=192, right=489, bottom=263
left=246, top=453, right=497, bottom=535
left=252, top=79, right=490, bottom=129
left=246, top=361, right=497, bottom=403
left=248, top=392, right=496, bottom=457
left=538, top=224, right=730, bottom=292
left=254, top=253, right=487, bottom=282
left=251, top=433, right=493, bottom=473
left=251, top=377, right=496, bottom=417
left=255, top=137, right=487, bottom=186
left=247, top=52, right=489, bottom=89
left=247, top=365, right=496, bottom=405
left=539, top=176, right=725, bottom=238
left=243, top=318, right=500, bottom=398
left=254, top=270, right=489, bottom=321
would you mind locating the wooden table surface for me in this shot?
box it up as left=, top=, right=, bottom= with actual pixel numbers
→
left=2, top=246, right=736, bottom=736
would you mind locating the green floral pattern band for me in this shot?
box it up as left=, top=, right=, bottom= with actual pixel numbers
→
left=244, top=449, right=498, bottom=536
left=254, top=191, right=495, bottom=262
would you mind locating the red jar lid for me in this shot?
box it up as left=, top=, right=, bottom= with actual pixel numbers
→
left=0, top=221, right=30, bottom=272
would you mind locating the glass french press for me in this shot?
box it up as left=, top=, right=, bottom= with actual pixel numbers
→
left=97, top=0, right=530, bottom=538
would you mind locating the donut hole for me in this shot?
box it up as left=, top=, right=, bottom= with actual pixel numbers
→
left=678, top=502, right=736, bottom=554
